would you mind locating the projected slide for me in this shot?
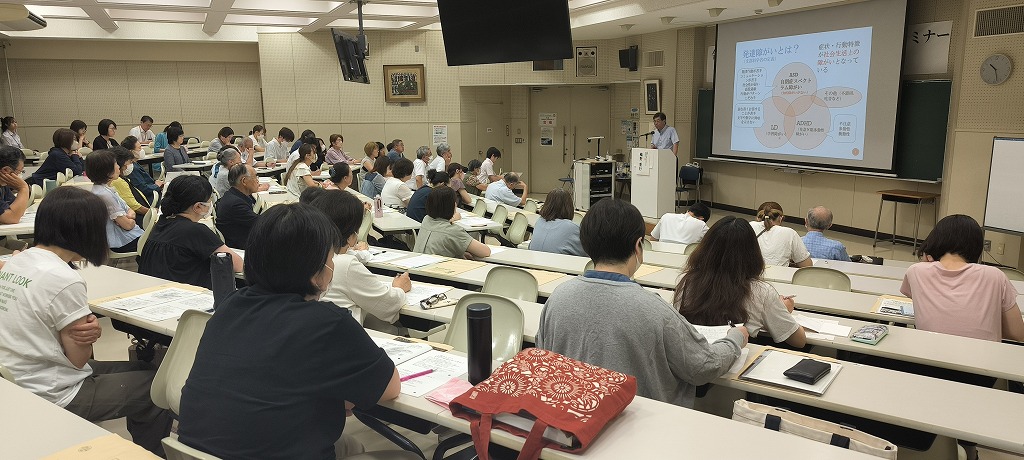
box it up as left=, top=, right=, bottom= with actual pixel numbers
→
left=732, top=27, right=872, bottom=160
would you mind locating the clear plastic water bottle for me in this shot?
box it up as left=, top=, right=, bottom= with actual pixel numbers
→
left=374, top=194, right=384, bottom=218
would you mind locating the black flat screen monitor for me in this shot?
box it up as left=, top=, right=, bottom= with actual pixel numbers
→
left=331, top=28, right=369, bottom=84
left=437, top=0, right=573, bottom=66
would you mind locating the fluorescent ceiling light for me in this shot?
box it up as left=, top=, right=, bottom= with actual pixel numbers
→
left=24, top=5, right=89, bottom=19
left=96, top=0, right=211, bottom=7
left=360, top=4, right=438, bottom=17
left=328, top=18, right=415, bottom=29
left=106, top=9, right=206, bottom=22
left=224, top=14, right=314, bottom=26
left=256, top=26, right=302, bottom=33
left=568, top=0, right=608, bottom=9
left=233, top=0, right=343, bottom=14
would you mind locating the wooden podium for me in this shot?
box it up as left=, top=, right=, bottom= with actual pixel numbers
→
left=630, top=148, right=675, bottom=218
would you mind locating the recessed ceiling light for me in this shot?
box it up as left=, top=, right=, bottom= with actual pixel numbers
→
left=96, top=0, right=211, bottom=7
left=224, top=14, right=314, bottom=26
left=360, top=4, right=438, bottom=17
left=106, top=9, right=207, bottom=22
left=24, top=5, right=89, bottom=19
left=328, top=18, right=415, bottom=29
left=232, top=0, right=343, bottom=14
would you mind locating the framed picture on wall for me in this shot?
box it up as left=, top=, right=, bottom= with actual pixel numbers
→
left=384, top=64, right=426, bottom=103
left=644, top=79, right=660, bottom=114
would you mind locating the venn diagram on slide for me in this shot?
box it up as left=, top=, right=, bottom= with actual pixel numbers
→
left=736, top=62, right=862, bottom=154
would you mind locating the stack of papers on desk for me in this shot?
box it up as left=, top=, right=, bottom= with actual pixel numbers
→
left=873, top=296, right=914, bottom=318
left=405, top=284, right=452, bottom=307
left=390, top=254, right=445, bottom=269
left=369, top=251, right=408, bottom=264
left=371, top=337, right=434, bottom=365
left=91, top=286, right=214, bottom=322
left=738, top=349, right=842, bottom=396
left=793, top=314, right=852, bottom=338
left=397, top=351, right=468, bottom=397
left=459, top=216, right=494, bottom=227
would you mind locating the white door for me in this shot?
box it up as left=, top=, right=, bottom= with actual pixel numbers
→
left=528, top=86, right=611, bottom=194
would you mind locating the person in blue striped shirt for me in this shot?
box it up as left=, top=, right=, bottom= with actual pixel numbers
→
left=801, top=206, right=850, bottom=261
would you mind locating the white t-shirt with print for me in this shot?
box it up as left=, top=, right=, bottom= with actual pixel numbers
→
left=750, top=221, right=811, bottom=267
left=0, top=248, right=92, bottom=406
left=286, top=162, right=312, bottom=196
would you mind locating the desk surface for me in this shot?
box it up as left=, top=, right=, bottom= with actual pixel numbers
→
left=876, top=189, right=941, bottom=200
left=0, top=378, right=111, bottom=459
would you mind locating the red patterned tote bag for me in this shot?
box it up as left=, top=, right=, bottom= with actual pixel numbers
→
left=449, top=348, right=637, bottom=460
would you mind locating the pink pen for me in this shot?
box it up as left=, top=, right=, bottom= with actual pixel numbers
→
left=400, top=369, right=435, bottom=382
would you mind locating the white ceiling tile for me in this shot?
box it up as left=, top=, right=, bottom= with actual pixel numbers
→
left=223, top=14, right=315, bottom=26
left=359, top=4, right=437, bottom=17
left=106, top=9, right=207, bottom=22
left=232, top=0, right=343, bottom=14
left=328, top=18, right=415, bottom=29
left=96, top=0, right=212, bottom=7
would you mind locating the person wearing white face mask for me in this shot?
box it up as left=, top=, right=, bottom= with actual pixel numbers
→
left=139, top=175, right=242, bottom=289
left=86, top=150, right=144, bottom=254
left=248, top=125, right=267, bottom=153
left=110, top=147, right=151, bottom=227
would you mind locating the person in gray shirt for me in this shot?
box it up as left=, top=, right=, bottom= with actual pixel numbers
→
left=536, top=198, right=748, bottom=408
left=528, top=189, right=585, bottom=257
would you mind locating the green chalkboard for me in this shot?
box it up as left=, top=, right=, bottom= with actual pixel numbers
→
left=693, top=81, right=951, bottom=181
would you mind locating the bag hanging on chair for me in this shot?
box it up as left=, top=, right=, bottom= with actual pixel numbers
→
left=732, top=399, right=898, bottom=459
left=449, top=348, right=637, bottom=460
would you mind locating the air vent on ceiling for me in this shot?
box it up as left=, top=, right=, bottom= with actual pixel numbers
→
left=974, top=5, right=1024, bottom=37
left=645, top=50, right=665, bottom=68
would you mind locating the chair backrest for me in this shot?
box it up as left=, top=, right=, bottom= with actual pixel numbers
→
left=55, top=172, right=67, bottom=184
left=998, top=266, right=1024, bottom=281
left=185, top=136, right=201, bottom=147
left=482, top=265, right=538, bottom=301
left=585, top=260, right=595, bottom=272
left=678, top=165, right=702, bottom=185
left=162, top=437, right=222, bottom=460
left=506, top=213, right=530, bottom=246
left=523, top=198, right=539, bottom=213
left=64, top=168, right=73, bottom=178
left=200, top=140, right=210, bottom=148
left=28, top=184, right=41, bottom=204
left=444, top=293, right=524, bottom=362
left=138, top=212, right=159, bottom=254
left=0, top=363, right=15, bottom=383
left=39, top=150, right=48, bottom=162
left=357, top=208, right=373, bottom=242
left=20, top=148, right=33, bottom=158
left=791, top=266, right=852, bottom=291
left=489, top=205, right=508, bottom=235
left=151, top=309, right=213, bottom=414
left=43, top=179, right=58, bottom=196
left=252, top=193, right=265, bottom=213
left=641, top=238, right=652, bottom=251
left=150, top=189, right=160, bottom=208
left=682, top=243, right=697, bottom=255
left=572, top=210, right=585, bottom=224
left=78, top=147, right=92, bottom=156
left=471, top=198, right=487, bottom=216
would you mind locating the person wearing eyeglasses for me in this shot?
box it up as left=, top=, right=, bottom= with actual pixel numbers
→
left=215, top=164, right=261, bottom=249
left=0, top=146, right=30, bottom=225
left=139, top=175, right=242, bottom=289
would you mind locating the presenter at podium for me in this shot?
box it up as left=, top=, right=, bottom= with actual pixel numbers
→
left=650, top=112, right=680, bottom=159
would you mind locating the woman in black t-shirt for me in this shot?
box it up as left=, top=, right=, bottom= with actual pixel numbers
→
left=177, top=203, right=405, bottom=460
left=138, top=175, right=242, bottom=289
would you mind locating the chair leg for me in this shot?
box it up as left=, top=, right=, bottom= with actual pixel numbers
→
left=432, top=434, right=473, bottom=460
left=352, top=411, right=427, bottom=460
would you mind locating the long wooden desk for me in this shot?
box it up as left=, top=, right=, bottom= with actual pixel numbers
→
left=0, top=378, right=113, bottom=459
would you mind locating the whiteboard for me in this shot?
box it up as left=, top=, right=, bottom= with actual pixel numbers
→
left=984, top=138, right=1024, bottom=235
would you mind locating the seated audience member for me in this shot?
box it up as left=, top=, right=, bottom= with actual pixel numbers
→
left=285, top=144, right=317, bottom=197
left=0, top=186, right=172, bottom=456
left=28, top=128, right=84, bottom=186
left=139, top=175, right=243, bottom=289
left=406, top=171, right=450, bottom=222
left=529, top=189, right=585, bottom=256
left=86, top=150, right=143, bottom=253
left=208, top=126, right=234, bottom=155
left=382, top=158, right=414, bottom=208
left=1, top=116, right=23, bottom=149
left=536, top=198, right=747, bottom=408
left=92, top=119, right=119, bottom=150
left=122, top=135, right=163, bottom=196
left=429, top=144, right=452, bottom=173
left=237, top=136, right=259, bottom=166
left=902, top=215, right=1024, bottom=343
left=0, top=146, right=29, bottom=224
left=309, top=190, right=412, bottom=326
left=152, top=121, right=181, bottom=154
left=111, top=147, right=150, bottom=226
left=750, top=201, right=812, bottom=267
left=463, top=159, right=487, bottom=195
left=162, top=126, right=189, bottom=172
left=70, top=119, right=91, bottom=150
left=177, top=203, right=406, bottom=460
left=651, top=202, right=711, bottom=245
left=447, top=163, right=474, bottom=206
left=210, top=146, right=242, bottom=198
left=362, top=156, right=390, bottom=198
left=360, top=141, right=380, bottom=173
left=324, top=134, right=356, bottom=165
left=290, top=130, right=326, bottom=170
left=802, top=206, right=850, bottom=261
left=676, top=216, right=806, bottom=348
left=324, top=162, right=354, bottom=191
left=265, top=127, right=294, bottom=165
left=386, top=138, right=405, bottom=161
left=299, top=186, right=328, bottom=205
left=129, top=115, right=155, bottom=146
left=409, top=146, right=432, bottom=190
left=413, top=186, right=491, bottom=259
left=249, top=125, right=267, bottom=153
left=478, top=147, right=502, bottom=184
left=485, top=172, right=529, bottom=207
left=215, top=164, right=260, bottom=249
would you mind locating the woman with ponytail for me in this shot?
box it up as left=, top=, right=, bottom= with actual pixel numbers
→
left=1, top=116, right=23, bottom=149
left=139, top=175, right=242, bottom=288
left=749, top=201, right=812, bottom=267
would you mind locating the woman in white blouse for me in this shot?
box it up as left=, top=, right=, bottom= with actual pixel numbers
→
left=750, top=201, right=812, bottom=267
left=1, top=117, right=23, bottom=149
left=248, top=125, right=267, bottom=153
left=284, top=143, right=317, bottom=196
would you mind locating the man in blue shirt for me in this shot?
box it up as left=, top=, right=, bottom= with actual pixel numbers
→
left=650, top=112, right=679, bottom=159
left=386, top=138, right=405, bottom=161
left=484, top=172, right=529, bottom=207
left=802, top=206, right=850, bottom=261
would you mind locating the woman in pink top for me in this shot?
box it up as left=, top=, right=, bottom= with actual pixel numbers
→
left=901, top=214, right=1024, bottom=343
